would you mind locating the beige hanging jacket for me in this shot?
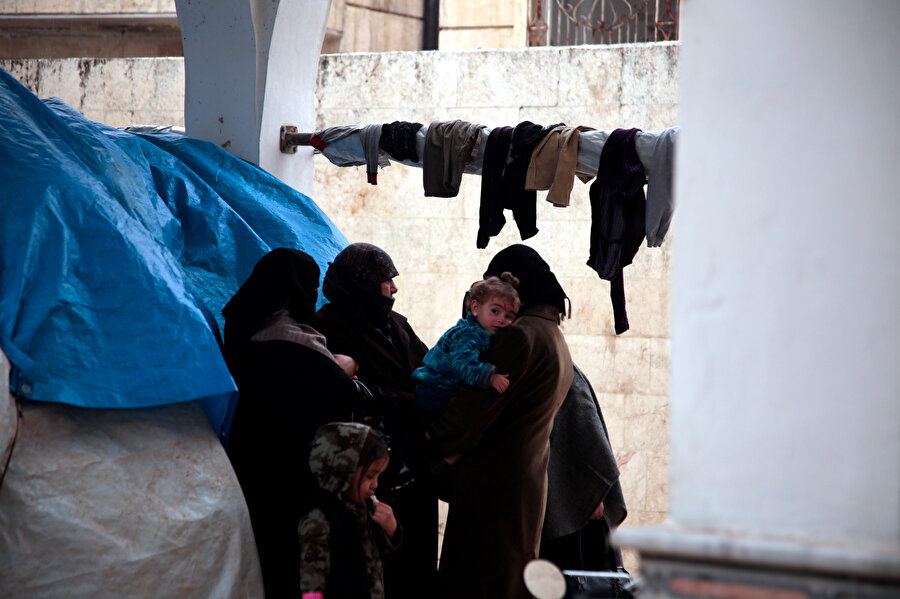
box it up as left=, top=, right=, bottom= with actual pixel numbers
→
left=524, top=125, right=596, bottom=207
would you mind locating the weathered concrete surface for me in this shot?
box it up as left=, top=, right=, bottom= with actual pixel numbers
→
left=0, top=57, right=185, bottom=127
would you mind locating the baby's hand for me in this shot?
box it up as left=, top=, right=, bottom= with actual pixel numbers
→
left=490, top=373, right=510, bottom=393
left=371, top=498, right=398, bottom=540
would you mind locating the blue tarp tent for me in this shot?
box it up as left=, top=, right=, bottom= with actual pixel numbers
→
left=0, top=67, right=348, bottom=439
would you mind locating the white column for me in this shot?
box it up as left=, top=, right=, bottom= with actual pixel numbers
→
left=617, top=0, right=900, bottom=582
left=176, top=0, right=330, bottom=196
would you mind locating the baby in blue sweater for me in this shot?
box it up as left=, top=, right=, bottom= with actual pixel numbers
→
left=413, top=272, right=521, bottom=421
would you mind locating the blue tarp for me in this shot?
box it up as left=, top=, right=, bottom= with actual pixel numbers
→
left=0, top=67, right=349, bottom=439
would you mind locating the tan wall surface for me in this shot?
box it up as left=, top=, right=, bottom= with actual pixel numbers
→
left=2, top=41, right=679, bottom=570
left=438, top=0, right=521, bottom=50
left=2, top=0, right=175, bottom=12
left=326, top=0, right=425, bottom=53
left=1, top=57, right=184, bottom=127
left=313, top=44, right=680, bottom=566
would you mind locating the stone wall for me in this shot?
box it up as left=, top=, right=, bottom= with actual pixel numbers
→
left=1, top=57, right=185, bottom=127
left=1, top=42, right=679, bottom=567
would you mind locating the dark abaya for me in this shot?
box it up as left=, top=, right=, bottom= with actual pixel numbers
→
left=222, top=248, right=358, bottom=599
left=314, top=243, right=438, bottom=599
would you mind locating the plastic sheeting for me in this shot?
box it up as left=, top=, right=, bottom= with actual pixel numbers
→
left=0, top=67, right=349, bottom=439
left=0, top=357, right=264, bottom=598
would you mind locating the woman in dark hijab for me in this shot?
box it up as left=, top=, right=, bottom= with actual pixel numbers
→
left=429, top=244, right=575, bottom=599
left=314, top=242, right=438, bottom=599
left=222, top=248, right=359, bottom=599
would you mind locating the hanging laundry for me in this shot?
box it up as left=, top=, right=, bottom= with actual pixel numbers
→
left=525, top=124, right=596, bottom=207
left=310, top=124, right=357, bottom=151
left=587, top=128, right=647, bottom=335
left=312, top=124, right=391, bottom=181
left=380, top=121, right=423, bottom=163
left=499, top=121, right=565, bottom=242
left=423, top=119, right=485, bottom=198
left=359, top=122, right=387, bottom=185
left=644, top=126, right=679, bottom=247
left=476, top=126, right=513, bottom=248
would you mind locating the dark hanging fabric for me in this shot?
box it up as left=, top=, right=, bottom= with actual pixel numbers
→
left=476, top=126, right=513, bottom=249
left=422, top=120, right=484, bottom=198
left=586, top=128, right=647, bottom=335
left=500, top=121, right=566, bottom=242
left=379, top=121, right=423, bottom=163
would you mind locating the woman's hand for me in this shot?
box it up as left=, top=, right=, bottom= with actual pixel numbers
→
left=371, top=499, right=398, bottom=540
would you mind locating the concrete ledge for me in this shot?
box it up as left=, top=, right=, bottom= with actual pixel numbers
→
left=615, top=524, right=900, bottom=581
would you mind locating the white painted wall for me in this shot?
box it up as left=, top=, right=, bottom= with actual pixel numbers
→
left=667, top=0, right=900, bottom=562
left=177, top=0, right=330, bottom=196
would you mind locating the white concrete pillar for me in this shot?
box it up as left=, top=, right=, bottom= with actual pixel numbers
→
left=176, top=0, right=330, bottom=196
left=617, top=0, right=900, bottom=591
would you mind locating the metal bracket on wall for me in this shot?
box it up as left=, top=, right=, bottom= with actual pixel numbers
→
left=279, top=125, right=313, bottom=154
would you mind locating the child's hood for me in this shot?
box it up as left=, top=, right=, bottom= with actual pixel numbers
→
left=308, top=422, right=373, bottom=498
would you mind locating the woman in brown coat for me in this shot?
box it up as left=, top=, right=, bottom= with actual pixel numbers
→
left=430, top=244, right=574, bottom=599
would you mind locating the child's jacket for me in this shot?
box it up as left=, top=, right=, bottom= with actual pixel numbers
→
left=298, top=423, right=400, bottom=599
left=411, top=314, right=496, bottom=391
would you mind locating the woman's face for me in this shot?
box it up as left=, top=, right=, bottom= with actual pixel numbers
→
left=380, top=278, right=397, bottom=298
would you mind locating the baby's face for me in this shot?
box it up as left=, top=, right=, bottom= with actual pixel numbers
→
left=472, top=296, right=517, bottom=334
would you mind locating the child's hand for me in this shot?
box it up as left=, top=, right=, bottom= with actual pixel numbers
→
left=371, top=498, right=398, bottom=540
left=490, top=373, right=510, bottom=393
left=334, top=354, right=358, bottom=377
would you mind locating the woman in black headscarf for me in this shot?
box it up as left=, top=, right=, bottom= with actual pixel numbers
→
left=222, top=248, right=359, bottom=599
left=314, top=242, right=437, bottom=599
left=429, top=244, right=575, bottom=599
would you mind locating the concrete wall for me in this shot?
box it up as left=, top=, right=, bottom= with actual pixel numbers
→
left=1, top=1, right=175, bottom=11
left=0, top=57, right=184, bottom=127
left=325, top=0, right=425, bottom=54
left=0, top=1, right=181, bottom=60
left=1, top=42, right=679, bottom=563
left=438, top=0, right=525, bottom=50
left=616, top=0, right=900, bottom=588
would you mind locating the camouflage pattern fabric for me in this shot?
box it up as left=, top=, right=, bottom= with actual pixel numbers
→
left=299, top=422, right=398, bottom=599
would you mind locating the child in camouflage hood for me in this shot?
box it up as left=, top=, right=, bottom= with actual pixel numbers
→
left=299, top=422, right=401, bottom=599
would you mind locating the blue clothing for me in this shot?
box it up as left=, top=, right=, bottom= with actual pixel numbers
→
left=412, top=314, right=496, bottom=417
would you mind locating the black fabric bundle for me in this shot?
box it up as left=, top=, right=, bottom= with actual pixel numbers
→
left=476, top=126, right=513, bottom=248
left=476, top=121, right=565, bottom=248
left=586, top=128, right=647, bottom=334
left=380, top=120, right=423, bottom=163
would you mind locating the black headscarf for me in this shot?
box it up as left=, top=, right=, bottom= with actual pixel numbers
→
left=483, top=244, right=568, bottom=317
left=321, top=242, right=399, bottom=329
left=222, top=248, right=321, bottom=348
